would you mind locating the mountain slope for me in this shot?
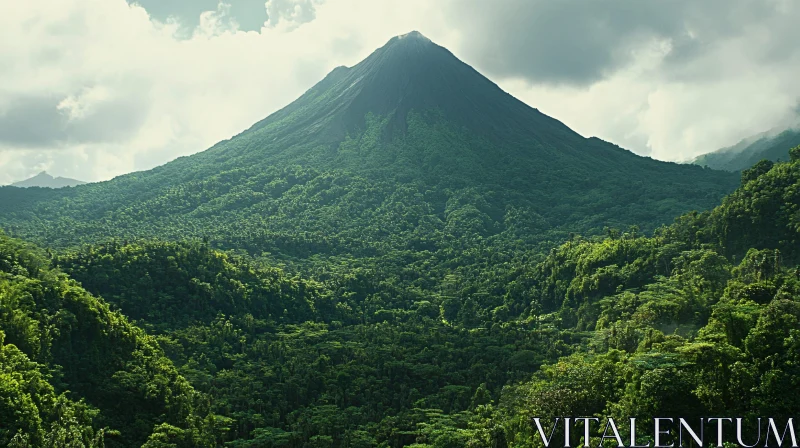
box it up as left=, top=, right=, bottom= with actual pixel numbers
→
left=51, top=240, right=561, bottom=445
left=0, top=232, right=215, bottom=447
left=0, top=32, right=738, bottom=289
left=10, top=171, right=86, bottom=188
left=692, top=127, right=800, bottom=171
left=488, top=147, right=800, bottom=445
left=42, top=149, right=800, bottom=447
left=240, top=31, right=580, bottom=146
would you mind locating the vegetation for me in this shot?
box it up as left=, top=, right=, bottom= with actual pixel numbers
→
left=492, top=148, right=800, bottom=446
left=0, top=146, right=796, bottom=446
left=0, top=234, right=217, bottom=447
left=0, top=111, right=737, bottom=312
left=52, top=239, right=573, bottom=446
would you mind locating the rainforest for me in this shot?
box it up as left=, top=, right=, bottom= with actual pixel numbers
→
left=1, top=31, right=799, bottom=448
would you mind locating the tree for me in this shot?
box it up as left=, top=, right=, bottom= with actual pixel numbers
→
left=790, top=145, right=800, bottom=162
left=741, top=159, right=774, bottom=183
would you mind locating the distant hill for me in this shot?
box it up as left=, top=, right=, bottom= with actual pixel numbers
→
left=10, top=171, right=86, bottom=188
left=692, top=127, right=800, bottom=171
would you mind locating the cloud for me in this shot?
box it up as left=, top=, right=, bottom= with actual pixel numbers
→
left=265, top=0, right=324, bottom=30
left=0, top=96, right=70, bottom=147
left=0, top=88, right=148, bottom=148
left=444, top=0, right=793, bottom=86
left=446, top=1, right=676, bottom=86
left=196, top=2, right=240, bottom=36
left=126, top=0, right=268, bottom=33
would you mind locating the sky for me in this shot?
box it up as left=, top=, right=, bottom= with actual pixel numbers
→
left=2, top=0, right=800, bottom=184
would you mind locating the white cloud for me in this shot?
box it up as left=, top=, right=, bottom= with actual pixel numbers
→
left=265, top=0, right=322, bottom=31
left=196, top=2, right=240, bottom=36
left=502, top=34, right=800, bottom=161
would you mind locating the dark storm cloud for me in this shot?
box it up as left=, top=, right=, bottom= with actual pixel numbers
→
left=446, top=0, right=795, bottom=86
left=0, top=96, right=69, bottom=147
left=0, top=94, right=148, bottom=148
left=129, top=0, right=269, bottom=32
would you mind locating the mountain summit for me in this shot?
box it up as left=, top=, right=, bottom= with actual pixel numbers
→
left=10, top=171, right=86, bottom=188
left=245, top=31, right=576, bottom=146
left=0, top=32, right=738, bottom=261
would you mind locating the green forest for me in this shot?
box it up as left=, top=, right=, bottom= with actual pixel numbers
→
left=2, top=146, right=798, bottom=446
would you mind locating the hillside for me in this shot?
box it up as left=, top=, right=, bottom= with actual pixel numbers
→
left=0, top=233, right=215, bottom=447
left=692, top=127, right=800, bottom=171
left=0, top=33, right=737, bottom=288
left=52, top=240, right=564, bottom=446
left=38, top=145, right=800, bottom=446
left=10, top=171, right=86, bottom=188
left=487, top=146, right=800, bottom=445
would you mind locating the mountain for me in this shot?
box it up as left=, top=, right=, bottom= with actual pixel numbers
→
left=0, top=32, right=738, bottom=290
left=10, top=171, right=86, bottom=188
left=241, top=31, right=580, bottom=145
left=692, top=126, right=800, bottom=171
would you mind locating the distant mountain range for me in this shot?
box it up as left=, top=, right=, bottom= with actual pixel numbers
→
left=10, top=171, right=86, bottom=188
left=692, top=127, right=800, bottom=171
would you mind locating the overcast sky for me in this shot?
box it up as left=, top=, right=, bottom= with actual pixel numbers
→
left=2, top=0, right=800, bottom=184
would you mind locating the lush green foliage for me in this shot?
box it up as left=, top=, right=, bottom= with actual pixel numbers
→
left=0, top=150, right=789, bottom=447
left=54, top=240, right=577, bottom=446
left=55, top=241, right=319, bottom=332
left=487, top=153, right=800, bottom=446
left=0, top=234, right=218, bottom=447
left=0, top=113, right=737, bottom=320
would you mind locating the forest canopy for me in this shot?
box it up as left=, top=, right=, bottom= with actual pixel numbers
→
left=1, top=146, right=798, bottom=446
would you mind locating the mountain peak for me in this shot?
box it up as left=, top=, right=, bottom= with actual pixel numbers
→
left=11, top=171, right=86, bottom=188
left=242, top=30, right=580, bottom=145
left=398, top=30, right=427, bottom=39
left=372, top=30, right=441, bottom=65
left=387, top=30, right=432, bottom=47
